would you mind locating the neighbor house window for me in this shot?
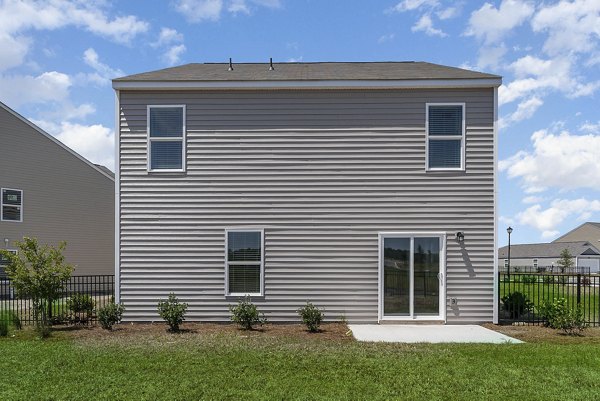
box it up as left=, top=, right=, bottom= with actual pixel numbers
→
left=148, top=105, right=185, bottom=171
left=226, top=230, right=264, bottom=296
left=533, top=259, right=538, bottom=269
left=504, top=259, right=508, bottom=269
left=1, top=188, right=23, bottom=222
left=426, top=104, right=465, bottom=170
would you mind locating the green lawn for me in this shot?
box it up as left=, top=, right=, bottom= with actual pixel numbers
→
left=2, top=325, right=600, bottom=400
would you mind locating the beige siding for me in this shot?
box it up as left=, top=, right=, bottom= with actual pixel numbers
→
left=0, top=107, right=114, bottom=276
left=553, top=223, right=600, bottom=245
left=118, top=88, right=495, bottom=323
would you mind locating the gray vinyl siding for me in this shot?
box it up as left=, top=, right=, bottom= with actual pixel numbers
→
left=118, top=88, right=495, bottom=323
left=0, top=107, right=114, bottom=276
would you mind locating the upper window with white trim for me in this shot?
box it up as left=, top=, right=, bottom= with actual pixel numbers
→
left=226, top=230, right=264, bottom=296
left=1, top=189, right=23, bottom=222
left=426, top=104, right=465, bottom=170
left=148, top=105, right=185, bottom=172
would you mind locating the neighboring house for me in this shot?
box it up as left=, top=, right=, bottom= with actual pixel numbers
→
left=112, top=61, right=501, bottom=324
left=0, top=102, right=115, bottom=278
left=553, top=222, right=600, bottom=248
left=498, top=242, right=600, bottom=273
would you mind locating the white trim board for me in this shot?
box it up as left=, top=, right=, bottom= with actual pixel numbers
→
left=0, top=101, right=114, bottom=182
left=113, top=78, right=502, bottom=91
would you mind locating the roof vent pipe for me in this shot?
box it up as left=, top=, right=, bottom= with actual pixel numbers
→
left=228, top=58, right=233, bottom=71
left=269, top=57, right=274, bottom=71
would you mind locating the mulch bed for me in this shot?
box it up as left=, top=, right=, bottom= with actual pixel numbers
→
left=52, top=322, right=354, bottom=347
left=483, top=323, right=600, bottom=344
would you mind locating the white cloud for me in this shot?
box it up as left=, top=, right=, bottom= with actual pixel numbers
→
left=515, top=198, right=600, bottom=235
left=0, top=1, right=149, bottom=44
left=412, top=14, right=447, bottom=37
left=499, top=96, right=543, bottom=128
left=0, top=33, right=29, bottom=72
left=532, top=0, right=600, bottom=57
left=500, top=128, right=600, bottom=193
left=580, top=121, right=600, bottom=134
left=464, top=0, right=534, bottom=44
left=174, top=0, right=223, bottom=22
left=541, top=230, right=560, bottom=240
left=475, top=44, right=507, bottom=69
left=287, top=56, right=303, bottom=62
left=437, top=6, right=460, bottom=20
left=378, top=33, right=396, bottom=43
left=80, top=48, right=123, bottom=85
left=163, top=44, right=187, bottom=66
left=174, top=0, right=279, bottom=22
left=390, top=0, right=439, bottom=13
left=152, top=27, right=184, bottom=47
left=35, top=120, right=115, bottom=170
left=0, top=71, right=71, bottom=107
left=523, top=196, right=544, bottom=204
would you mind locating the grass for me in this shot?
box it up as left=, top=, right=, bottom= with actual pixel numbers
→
left=500, top=277, right=600, bottom=322
left=1, top=324, right=600, bottom=400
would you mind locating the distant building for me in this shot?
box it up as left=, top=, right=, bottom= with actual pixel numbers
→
left=0, top=101, right=114, bottom=278
left=498, top=241, right=600, bottom=273
left=553, top=222, right=600, bottom=247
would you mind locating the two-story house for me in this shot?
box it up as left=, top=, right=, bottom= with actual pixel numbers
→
left=0, top=101, right=114, bottom=278
left=112, top=61, right=501, bottom=324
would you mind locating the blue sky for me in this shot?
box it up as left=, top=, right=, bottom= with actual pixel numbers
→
left=1, top=0, right=599, bottom=246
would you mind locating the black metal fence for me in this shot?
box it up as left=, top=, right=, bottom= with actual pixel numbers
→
left=0, top=275, right=115, bottom=325
left=498, top=267, right=600, bottom=326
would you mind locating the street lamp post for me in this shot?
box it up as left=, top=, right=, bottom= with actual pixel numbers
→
left=507, top=227, right=513, bottom=279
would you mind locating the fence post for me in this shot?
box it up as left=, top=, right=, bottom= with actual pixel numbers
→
left=577, top=274, right=581, bottom=305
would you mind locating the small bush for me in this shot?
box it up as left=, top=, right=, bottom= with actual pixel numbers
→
left=67, top=293, right=95, bottom=323
left=539, top=298, right=587, bottom=335
left=98, top=302, right=125, bottom=330
left=501, top=292, right=533, bottom=319
left=542, top=275, right=556, bottom=284
left=229, top=296, right=267, bottom=330
left=521, top=275, right=538, bottom=284
left=297, top=302, right=324, bottom=332
left=157, top=293, right=188, bottom=332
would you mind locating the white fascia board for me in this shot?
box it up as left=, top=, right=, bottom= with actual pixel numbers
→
left=112, top=78, right=502, bottom=90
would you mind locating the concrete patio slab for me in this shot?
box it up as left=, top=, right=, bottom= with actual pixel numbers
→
left=348, top=324, right=523, bottom=344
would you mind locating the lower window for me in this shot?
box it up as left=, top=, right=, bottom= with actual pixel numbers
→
left=226, top=230, right=263, bottom=296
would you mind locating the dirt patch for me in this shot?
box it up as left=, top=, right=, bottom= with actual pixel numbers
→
left=54, top=322, right=353, bottom=349
left=483, top=323, right=600, bottom=344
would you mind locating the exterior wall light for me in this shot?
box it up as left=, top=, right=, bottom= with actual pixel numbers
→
left=456, top=232, right=464, bottom=243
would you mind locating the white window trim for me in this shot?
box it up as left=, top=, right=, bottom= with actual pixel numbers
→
left=504, top=259, right=509, bottom=268
left=1, top=188, right=23, bottom=223
left=425, top=103, right=466, bottom=172
left=224, top=228, right=265, bottom=297
left=147, top=105, right=186, bottom=173
left=533, top=259, right=538, bottom=268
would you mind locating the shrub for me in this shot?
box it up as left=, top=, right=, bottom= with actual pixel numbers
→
left=67, top=293, right=95, bottom=323
left=542, top=275, right=556, bottom=284
left=297, top=302, right=324, bottom=332
left=0, top=311, right=22, bottom=336
left=501, top=292, right=533, bottom=319
left=0, top=237, right=73, bottom=337
left=98, top=302, right=125, bottom=330
left=521, top=275, right=538, bottom=284
left=157, top=293, right=188, bottom=332
left=229, top=296, right=267, bottom=330
left=539, top=298, right=586, bottom=335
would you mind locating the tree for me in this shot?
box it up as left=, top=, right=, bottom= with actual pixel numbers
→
left=557, top=248, right=574, bottom=273
left=0, top=237, right=73, bottom=337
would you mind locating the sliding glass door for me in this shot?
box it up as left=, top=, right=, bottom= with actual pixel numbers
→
left=380, top=234, right=444, bottom=320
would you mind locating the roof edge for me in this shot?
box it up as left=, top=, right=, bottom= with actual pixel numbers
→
left=112, top=78, right=502, bottom=90
left=553, top=222, right=600, bottom=242
left=0, top=101, right=115, bottom=182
